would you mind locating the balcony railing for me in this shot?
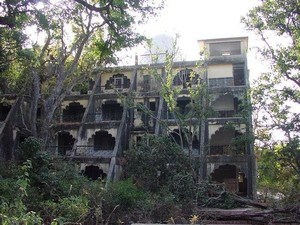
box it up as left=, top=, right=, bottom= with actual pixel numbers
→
left=47, top=145, right=114, bottom=158
left=55, top=113, right=122, bottom=124
left=95, top=85, right=130, bottom=93
left=218, top=110, right=235, bottom=117
left=209, top=77, right=234, bottom=88
left=208, top=77, right=246, bottom=88
left=76, top=146, right=114, bottom=157
left=86, top=113, right=101, bottom=122
left=209, top=145, right=230, bottom=155
left=47, top=146, right=73, bottom=156
left=68, top=85, right=131, bottom=95
left=62, top=114, right=83, bottom=123
left=210, top=110, right=235, bottom=118
left=209, top=145, right=245, bottom=155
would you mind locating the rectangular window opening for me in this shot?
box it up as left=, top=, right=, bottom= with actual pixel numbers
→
left=149, top=102, right=156, bottom=111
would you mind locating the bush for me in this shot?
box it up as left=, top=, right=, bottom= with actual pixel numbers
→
left=41, top=196, right=89, bottom=224
left=196, top=181, right=244, bottom=209
left=124, top=135, right=193, bottom=192
left=19, top=137, right=42, bottom=160
left=104, top=179, right=145, bottom=211
left=168, top=172, right=196, bottom=204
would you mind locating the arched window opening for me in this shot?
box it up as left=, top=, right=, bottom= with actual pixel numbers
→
left=93, top=130, right=115, bottom=150
left=177, top=98, right=191, bottom=115
left=211, top=164, right=237, bottom=193
left=58, top=132, right=75, bottom=155
left=170, top=129, right=198, bottom=149
left=83, top=165, right=107, bottom=181
left=105, top=73, right=130, bottom=89
left=0, top=103, right=11, bottom=121
left=102, top=101, right=123, bottom=121
left=209, top=127, right=245, bottom=155
left=211, top=94, right=234, bottom=118
left=63, top=102, right=85, bottom=122
left=168, top=98, right=191, bottom=119
left=211, top=165, right=247, bottom=196
left=173, top=69, right=199, bottom=88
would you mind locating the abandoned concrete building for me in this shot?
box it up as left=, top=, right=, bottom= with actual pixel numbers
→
left=0, top=37, right=256, bottom=197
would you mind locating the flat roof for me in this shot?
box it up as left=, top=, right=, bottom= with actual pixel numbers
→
left=198, top=36, right=248, bottom=42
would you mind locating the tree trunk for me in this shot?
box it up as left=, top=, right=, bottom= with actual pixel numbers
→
left=29, top=70, right=40, bottom=137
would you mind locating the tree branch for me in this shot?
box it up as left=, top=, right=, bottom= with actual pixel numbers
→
left=73, top=0, right=109, bottom=13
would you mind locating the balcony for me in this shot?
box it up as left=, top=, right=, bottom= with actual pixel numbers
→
left=209, top=145, right=230, bottom=155
left=61, top=114, right=83, bottom=123
left=214, top=110, right=235, bottom=118
left=209, top=76, right=245, bottom=88
left=47, top=145, right=114, bottom=158
left=209, top=77, right=234, bottom=88
left=209, top=145, right=245, bottom=155
left=76, top=145, right=114, bottom=157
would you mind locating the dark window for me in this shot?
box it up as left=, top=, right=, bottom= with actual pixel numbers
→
left=233, top=63, right=245, bottom=85
left=173, top=69, right=198, bottom=88
left=143, top=75, right=151, bottom=91
left=83, top=165, right=107, bottom=181
left=62, top=102, right=85, bottom=122
left=0, top=103, right=11, bottom=121
left=177, top=99, right=190, bottom=114
left=105, top=73, right=130, bottom=89
left=210, top=42, right=241, bottom=56
left=58, top=132, right=75, bottom=155
left=136, top=136, right=142, bottom=145
left=114, top=77, right=123, bottom=88
left=94, top=130, right=115, bottom=150
left=102, top=101, right=123, bottom=121
left=149, top=102, right=156, bottom=111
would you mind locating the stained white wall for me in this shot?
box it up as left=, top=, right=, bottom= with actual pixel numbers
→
left=207, top=64, right=233, bottom=78
left=211, top=94, right=234, bottom=111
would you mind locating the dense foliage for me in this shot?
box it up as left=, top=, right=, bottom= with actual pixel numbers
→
left=124, top=135, right=194, bottom=192
left=243, top=0, right=300, bottom=203
left=120, top=135, right=243, bottom=222
left=0, top=137, right=102, bottom=224
left=0, top=136, right=244, bottom=224
left=0, top=0, right=164, bottom=145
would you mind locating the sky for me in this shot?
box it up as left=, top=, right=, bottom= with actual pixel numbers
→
left=122, top=0, right=265, bottom=81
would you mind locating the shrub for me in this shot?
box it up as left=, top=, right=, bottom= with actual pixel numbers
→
left=41, top=196, right=89, bottom=224
left=124, top=135, right=193, bottom=192
left=104, top=179, right=145, bottom=211
left=19, top=137, right=42, bottom=160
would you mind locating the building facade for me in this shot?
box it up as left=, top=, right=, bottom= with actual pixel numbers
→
left=0, top=37, right=256, bottom=198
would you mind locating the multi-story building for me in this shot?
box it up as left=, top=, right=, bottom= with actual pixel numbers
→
left=0, top=37, right=256, bottom=198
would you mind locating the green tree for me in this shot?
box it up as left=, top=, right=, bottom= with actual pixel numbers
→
left=0, top=0, right=38, bottom=28
left=134, top=37, right=210, bottom=168
left=257, top=144, right=300, bottom=204
left=0, top=0, right=164, bottom=146
left=0, top=136, right=106, bottom=224
left=243, top=0, right=300, bottom=202
left=0, top=1, right=40, bottom=91
left=124, top=135, right=195, bottom=199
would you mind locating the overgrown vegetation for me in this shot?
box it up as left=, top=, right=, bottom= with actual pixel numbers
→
left=0, top=0, right=164, bottom=145
left=1, top=0, right=299, bottom=224
left=0, top=136, right=244, bottom=224
left=0, top=137, right=102, bottom=224
left=242, top=0, right=300, bottom=205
